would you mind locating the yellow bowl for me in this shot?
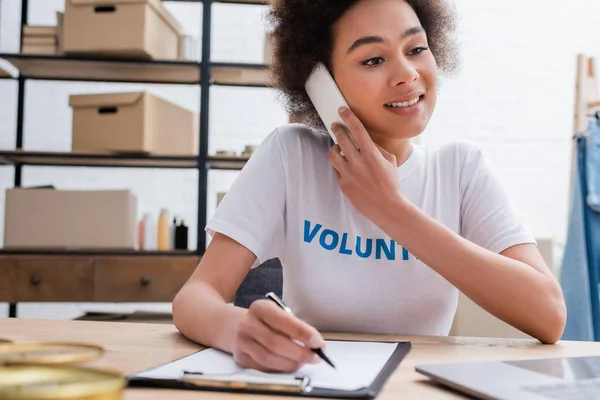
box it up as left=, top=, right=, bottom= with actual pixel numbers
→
left=0, top=365, right=125, bottom=400
left=0, top=342, right=104, bottom=366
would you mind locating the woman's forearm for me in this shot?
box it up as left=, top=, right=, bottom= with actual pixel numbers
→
left=375, top=197, right=566, bottom=344
left=172, top=281, right=247, bottom=353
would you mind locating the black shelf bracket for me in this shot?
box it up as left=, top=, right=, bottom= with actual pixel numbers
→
left=197, top=0, right=212, bottom=255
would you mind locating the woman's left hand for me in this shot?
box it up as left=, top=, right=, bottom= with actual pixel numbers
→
left=328, top=106, right=406, bottom=225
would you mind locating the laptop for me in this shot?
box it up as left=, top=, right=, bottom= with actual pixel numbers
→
left=416, top=356, right=600, bottom=399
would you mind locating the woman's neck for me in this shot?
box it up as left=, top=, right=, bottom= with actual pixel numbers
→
left=370, top=136, right=414, bottom=168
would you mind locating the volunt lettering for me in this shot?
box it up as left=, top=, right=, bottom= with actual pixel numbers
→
left=303, top=219, right=415, bottom=261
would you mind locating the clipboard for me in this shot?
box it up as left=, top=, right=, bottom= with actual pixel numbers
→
left=127, top=340, right=411, bottom=399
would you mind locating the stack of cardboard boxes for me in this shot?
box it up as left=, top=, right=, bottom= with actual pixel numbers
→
left=20, top=24, right=60, bottom=55
left=59, top=0, right=200, bottom=155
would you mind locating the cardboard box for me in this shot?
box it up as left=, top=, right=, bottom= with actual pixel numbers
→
left=20, top=45, right=57, bottom=55
left=63, top=0, right=183, bottom=60
left=57, top=12, right=65, bottom=54
left=4, top=189, right=137, bottom=250
left=211, top=67, right=271, bottom=86
left=217, top=192, right=227, bottom=207
left=20, top=24, right=59, bottom=55
left=22, top=36, right=57, bottom=46
left=69, top=91, right=199, bottom=155
left=22, top=25, right=57, bottom=37
left=263, top=32, right=273, bottom=65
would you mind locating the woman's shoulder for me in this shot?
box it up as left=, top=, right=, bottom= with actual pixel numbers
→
left=266, top=123, right=330, bottom=149
left=255, top=123, right=331, bottom=166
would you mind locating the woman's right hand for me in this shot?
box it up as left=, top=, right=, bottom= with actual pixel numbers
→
left=232, top=299, right=326, bottom=372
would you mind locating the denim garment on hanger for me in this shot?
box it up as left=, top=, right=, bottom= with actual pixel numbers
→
left=561, top=118, right=600, bottom=341
left=585, top=119, right=600, bottom=340
left=561, top=133, right=594, bottom=341
left=587, top=119, right=600, bottom=213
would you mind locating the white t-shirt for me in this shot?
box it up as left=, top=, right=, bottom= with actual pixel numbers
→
left=206, top=123, right=536, bottom=336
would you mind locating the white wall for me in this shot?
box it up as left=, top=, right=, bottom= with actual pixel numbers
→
left=424, top=0, right=600, bottom=247
left=1, top=0, right=599, bottom=319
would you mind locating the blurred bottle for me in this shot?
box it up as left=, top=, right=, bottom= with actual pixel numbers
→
left=137, top=217, right=145, bottom=250
left=142, top=212, right=155, bottom=251
left=175, top=219, right=188, bottom=250
left=157, top=209, right=171, bottom=251
left=171, top=217, right=177, bottom=249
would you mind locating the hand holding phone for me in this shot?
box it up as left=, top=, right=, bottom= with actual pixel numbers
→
left=305, top=63, right=358, bottom=149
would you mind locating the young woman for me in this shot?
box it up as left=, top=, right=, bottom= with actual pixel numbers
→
left=173, top=0, right=567, bottom=373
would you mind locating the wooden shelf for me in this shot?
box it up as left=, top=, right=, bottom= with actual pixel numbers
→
left=164, top=0, right=269, bottom=3
left=207, top=155, right=249, bottom=170
left=0, top=150, right=253, bottom=170
left=0, top=66, right=12, bottom=79
left=0, top=149, right=200, bottom=169
left=0, top=249, right=200, bottom=257
left=0, top=150, right=252, bottom=170
left=210, top=62, right=272, bottom=87
left=215, top=0, right=270, bottom=4
left=0, top=54, right=274, bottom=87
left=0, top=53, right=201, bottom=84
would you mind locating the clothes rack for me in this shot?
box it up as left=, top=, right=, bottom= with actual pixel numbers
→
left=574, top=55, right=599, bottom=134
left=571, top=54, right=600, bottom=201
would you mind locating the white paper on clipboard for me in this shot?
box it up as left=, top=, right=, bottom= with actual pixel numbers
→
left=133, top=340, right=399, bottom=392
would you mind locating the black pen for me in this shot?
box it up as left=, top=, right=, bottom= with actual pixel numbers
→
left=265, top=292, right=336, bottom=369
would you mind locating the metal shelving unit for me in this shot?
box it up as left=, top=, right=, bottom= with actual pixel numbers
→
left=0, top=0, right=269, bottom=317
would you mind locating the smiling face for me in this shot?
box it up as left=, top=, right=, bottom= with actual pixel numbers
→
left=330, top=0, right=438, bottom=141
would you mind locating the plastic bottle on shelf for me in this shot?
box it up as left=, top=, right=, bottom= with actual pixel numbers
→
left=137, top=217, right=145, bottom=250
left=142, top=212, right=155, bottom=251
left=157, top=209, right=171, bottom=251
left=171, top=217, right=177, bottom=250
left=175, top=219, right=189, bottom=251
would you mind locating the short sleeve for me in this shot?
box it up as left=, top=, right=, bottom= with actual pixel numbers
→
left=459, top=142, right=536, bottom=253
left=206, top=128, right=286, bottom=268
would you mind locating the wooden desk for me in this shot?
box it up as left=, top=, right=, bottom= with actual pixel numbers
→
left=3, top=318, right=600, bottom=399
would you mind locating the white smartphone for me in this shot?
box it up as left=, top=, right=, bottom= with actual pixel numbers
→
left=305, top=62, right=358, bottom=149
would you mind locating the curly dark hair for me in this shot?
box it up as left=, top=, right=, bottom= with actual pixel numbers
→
left=265, top=0, right=460, bottom=130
